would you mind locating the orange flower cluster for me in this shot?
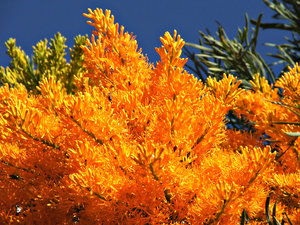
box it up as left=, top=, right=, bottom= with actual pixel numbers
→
left=0, top=8, right=299, bottom=224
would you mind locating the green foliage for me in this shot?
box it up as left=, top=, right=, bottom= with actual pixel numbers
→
left=185, top=0, right=300, bottom=87
left=252, top=0, right=300, bottom=72
left=265, top=194, right=293, bottom=225
left=0, top=33, right=87, bottom=94
left=240, top=195, right=294, bottom=225
left=240, top=208, right=250, bottom=225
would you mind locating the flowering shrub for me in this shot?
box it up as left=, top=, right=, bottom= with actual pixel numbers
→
left=0, top=8, right=299, bottom=224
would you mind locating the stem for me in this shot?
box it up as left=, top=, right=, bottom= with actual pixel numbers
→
left=1, top=160, right=32, bottom=173
left=71, top=118, right=104, bottom=145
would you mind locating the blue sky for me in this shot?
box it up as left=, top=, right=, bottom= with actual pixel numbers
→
left=0, top=0, right=287, bottom=75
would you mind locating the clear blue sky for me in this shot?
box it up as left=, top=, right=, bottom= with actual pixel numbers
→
left=0, top=0, right=287, bottom=75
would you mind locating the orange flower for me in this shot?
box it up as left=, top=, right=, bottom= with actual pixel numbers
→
left=0, top=7, right=299, bottom=224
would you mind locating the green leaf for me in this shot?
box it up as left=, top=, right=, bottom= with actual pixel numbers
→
left=283, top=212, right=293, bottom=225
left=240, top=208, right=249, bottom=225
left=240, top=79, right=253, bottom=90
left=185, top=43, right=213, bottom=52
left=272, top=121, right=300, bottom=126
left=208, top=67, right=224, bottom=72
left=265, top=194, right=272, bottom=225
left=272, top=202, right=282, bottom=225
left=250, top=13, right=263, bottom=52
left=285, top=132, right=300, bottom=137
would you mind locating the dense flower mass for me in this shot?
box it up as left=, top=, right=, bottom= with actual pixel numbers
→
left=0, top=8, right=299, bottom=224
